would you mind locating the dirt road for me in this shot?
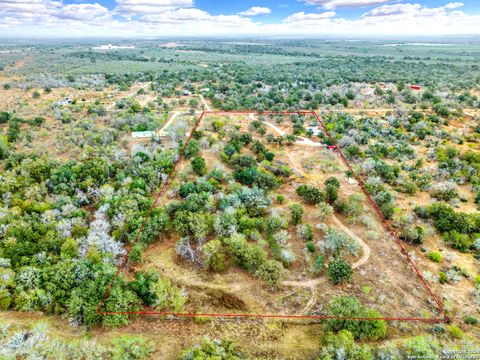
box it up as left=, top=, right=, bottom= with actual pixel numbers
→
left=248, top=113, right=325, bottom=147
left=200, top=94, right=212, bottom=111
left=157, top=112, right=180, bottom=136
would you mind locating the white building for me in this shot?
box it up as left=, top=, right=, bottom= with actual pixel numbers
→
left=92, top=44, right=135, bottom=50
left=132, top=131, right=154, bottom=139
left=306, top=126, right=322, bottom=136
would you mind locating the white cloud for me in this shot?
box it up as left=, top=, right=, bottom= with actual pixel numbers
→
left=303, top=0, right=394, bottom=10
left=114, top=0, right=193, bottom=14
left=239, top=7, right=271, bottom=16
left=0, top=0, right=61, bottom=14
left=443, top=2, right=464, bottom=9
left=283, top=11, right=336, bottom=23
left=0, top=0, right=479, bottom=37
left=361, top=2, right=465, bottom=18
left=142, top=8, right=253, bottom=28
left=57, top=3, right=109, bottom=21
left=361, top=3, right=421, bottom=17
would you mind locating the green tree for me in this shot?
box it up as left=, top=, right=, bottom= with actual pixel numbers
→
left=184, top=139, right=201, bottom=159
left=327, top=258, right=353, bottom=284
left=324, top=296, right=387, bottom=341
left=60, top=238, right=79, bottom=259
left=255, top=259, right=284, bottom=286
left=202, top=239, right=228, bottom=273
left=191, top=156, right=207, bottom=176
left=7, top=119, right=20, bottom=142
left=0, top=135, right=9, bottom=160
left=296, top=185, right=324, bottom=204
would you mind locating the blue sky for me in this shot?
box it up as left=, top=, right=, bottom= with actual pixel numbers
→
left=2, top=0, right=480, bottom=37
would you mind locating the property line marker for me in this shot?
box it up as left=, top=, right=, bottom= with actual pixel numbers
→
left=97, top=110, right=448, bottom=323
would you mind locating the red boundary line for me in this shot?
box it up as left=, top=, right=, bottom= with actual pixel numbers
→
left=96, top=110, right=449, bottom=323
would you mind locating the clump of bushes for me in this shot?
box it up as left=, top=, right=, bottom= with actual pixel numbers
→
left=324, top=296, right=387, bottom=341
left=179, top=337, right=244, bottom=360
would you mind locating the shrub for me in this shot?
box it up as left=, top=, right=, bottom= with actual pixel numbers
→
left=7, top=119, right=20, bottom=142
left=336, top=194, right=363, bottom=221
left=439, top=272, right=448, bottom=284
left=296, top=185, right=324, bottom=204
left=402, top=336, right=441, bottom=359
left=319, top=330, right=372, bottom=360
left=126, top=242, right=143, bottom=264
left=128, top=271, right=159, bottom=306
left=0, top=136, right=10, bottom=160
left=280, top=249, right=296, bottom=267
left=60, top=238, right=79, bottom=259
left=312, top=255, right=325, bottom=275
left=184, top=139, right=200, bottom=158
left=327, top=259, right=353, bottom=284
left=447, top=325, right=464, bottom=339
left=324, top=296, right=387, bottom=341
left=315, top=202, right=334, bottom=220
left=191, top=156, right=207, bottom=175
left=179, top=337, right=244, bottom=360
left=325, top=177, right=340, bottom=204
left=463, top=315, right=479, bottom=326
left=289, top=203, right=304, bottom=225
left=427, top=252, right=442, bottom=263
left=297, top=223, right=314, bottom=242
left=111, top=335, right=153, bottom=360
left=202, top=239, right=228, bottom=273
left=129, top=208, right=168, bottom=245
left=400, top=226, right=425, bottom=245
left=33, top=116, right=45, bottom=126
left=151, top=277, right=186, bottom=313
left=225, top=234, right=270, bottom=275
left=324, top=227, right=360, bottom=256
left=0, top=289, right=11, bottom=310
left=306, top=242, right=316, bottom=253
left=443, top=231, right=473, bottom=253
left=255, top=259, right=284, bottom=286
left=274, top=229, right=291, bottom=246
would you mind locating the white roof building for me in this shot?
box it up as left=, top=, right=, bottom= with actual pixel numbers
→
left=132, top=131, right=154, bottom=139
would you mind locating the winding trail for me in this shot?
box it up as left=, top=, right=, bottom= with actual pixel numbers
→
left=261, top=119, right=372, bottom=314
left=332, top=216, right=371, bottom=269
left=280, top=213, right=370, bottom=315
left=149, top=111, right=372, bottom=316
left=248, top=113, right=325, bottom=147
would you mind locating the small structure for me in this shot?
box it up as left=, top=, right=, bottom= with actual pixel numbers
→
left=410, top=85, right=422, bottom=91
left=92, top=44, right=135, bottom=50
left=55, top=97, right=73, bottom=106
left=132, top=131, right=154, bottom=139
left=305, top=126, right=322, bottom=136
left=327, top=145, right=337, bottom=151
left=182, top=90, right=191, bottom=96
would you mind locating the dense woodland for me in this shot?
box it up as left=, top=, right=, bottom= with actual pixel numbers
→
left=0, top=39, right=479, bottom=359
